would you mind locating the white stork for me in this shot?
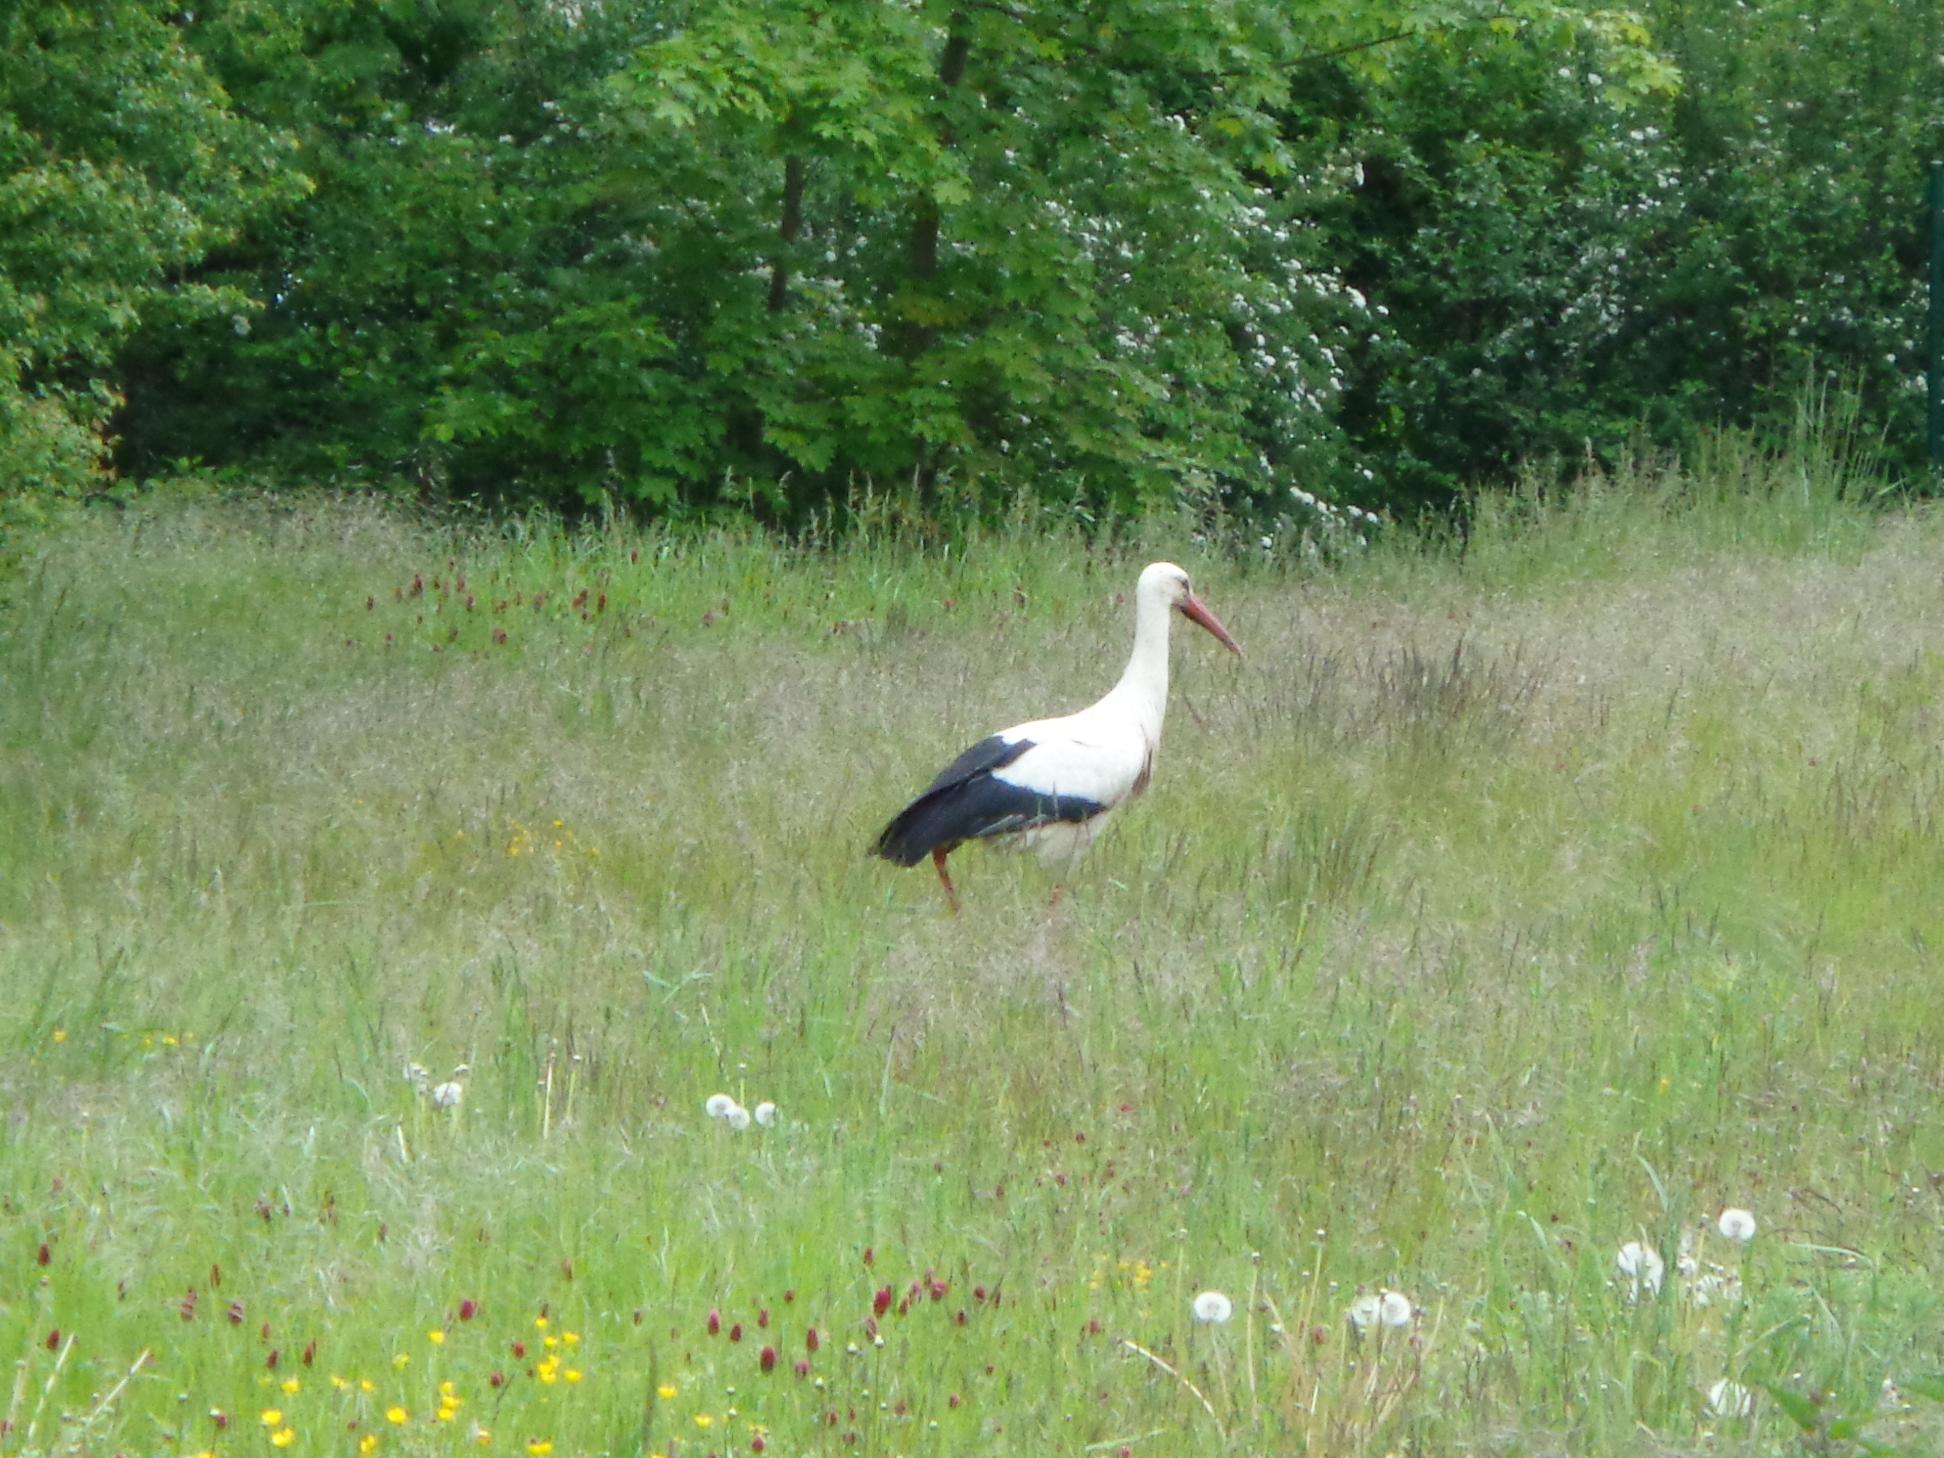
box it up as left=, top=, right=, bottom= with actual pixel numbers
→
left=873, top=561, right=1242, bottom=912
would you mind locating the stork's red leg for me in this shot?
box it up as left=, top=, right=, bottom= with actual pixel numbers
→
left=931, top=846, right=962, bottom=915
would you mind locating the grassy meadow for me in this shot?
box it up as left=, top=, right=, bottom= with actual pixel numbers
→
left=3, top=454, right=1944, bottom=1457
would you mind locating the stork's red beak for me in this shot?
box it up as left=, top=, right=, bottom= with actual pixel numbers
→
left=1178, top=593, right=1243, bottom=657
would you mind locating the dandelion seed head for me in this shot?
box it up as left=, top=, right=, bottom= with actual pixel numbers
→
left=1378, top=1290, right=1413, bottom=1327
left=754, top=1101, right=778, bottom=1127
left=1191, top=1290, right=1233, bottom=1324
left=1347, top=1294, right=1382, bottom=1331
left=1617, top=1240, right=1665, bottom=1297
left=432, top=1081, right=464, bottom=1109
left=726, top=1104, right=752, bottom=1130
left=705, top=1093, right=737, bottom=1119
left=1717, top=1207, right=1757, bottom=1242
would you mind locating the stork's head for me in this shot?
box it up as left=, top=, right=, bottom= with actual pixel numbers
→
left=1140, top=561, right=1243, bottom=657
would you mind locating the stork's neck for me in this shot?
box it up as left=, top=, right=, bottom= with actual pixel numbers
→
left=1105, top=588, right=1174, bottom=732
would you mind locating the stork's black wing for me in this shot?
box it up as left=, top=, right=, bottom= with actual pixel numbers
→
left=871, top=734, right=1106, bottom=866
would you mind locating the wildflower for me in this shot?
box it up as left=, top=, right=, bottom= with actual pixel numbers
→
left=330, top=1375, right=351, bottom=1391
left=387, top=1406, right=409, bottom=1425
left=1378, top=1290, right=1413, bottom=1327
left=261, top=1409, right=284, bottom=1427
left=1191, top=1290, right=1233, bottom=1324
left=359, top=1437, right=379, bottom=1456
left=1347, top=1294, right=1381, bottom=1331
left=52, top=1028, right=67, bottom=1043
left=1707, top=1379, right=1753, bottom=1418
left=1717, top=1208, right=1757, bottom=1242
left=694, top=1414, right=713, bottom=1430
left=754, top=1101, right=778, bottom=1127
left=271, top=1427, right=296, bottom=1448
left=1616, top=1241, right=1665, bottom=1297
left=405, top=1062, right=430, bottom=1088
left=459, top=1299, right=478, bottom=1321
left=428, top=1329, right=446, bottom=1345
left=432, top=1081, right=464, bottom=1110
left=657, top=1384, right=678, bottom=1400
left=527, top=1442, right=554, bottom=1456
left=281, top=1377, right=301, bottom=1394
left=564, top=1368, right=582, bottom=1383
left=705, top=1093, right=737, bottom=1119
left=360, top=1378, right=376, bottom=1393
left=726, top=1104, right=752, bottom=1131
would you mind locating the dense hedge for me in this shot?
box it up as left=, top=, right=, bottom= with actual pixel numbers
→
left=4, top=0, right=1940, bottom=529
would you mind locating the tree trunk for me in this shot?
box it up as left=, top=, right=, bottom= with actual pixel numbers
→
left=901, top=12, right=971, bottom=512
left=767, top=153, right=805, bottom=313
left=901, top=13, right=970, bottom=359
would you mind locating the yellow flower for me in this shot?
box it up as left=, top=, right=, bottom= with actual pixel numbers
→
left=428, top=1329, right=446, bottom=1345
left=438, top=1405, right=458, bottom=1423
left=563, top=1368, right=582, bottom=1384
left=281, top=1377, right=301, bottom=1395
left=537, top=1363, right=559, bottom=1386
left=359, top=1436, right=379, bottom=1456
left=693, top=1414, right=713, bottom=1430
left=260, top=1409, right=284, bottom=1427
left=392, top=1352, right=411, bottom=1370
left=439, top=1381, right=460, bottom=1400
left=330, top=1375, right=351, bottom=1391
left=52, top=1028, right=67, bottom=1043
left=271, top=1428, right=296, bottom=1448
left=533, top=1315, right=549, bottom=1330
left=542, top=1335, right=559, bottom=1350
left=526, top=1442, right=553, bottom=1456
left=472, top=1426, right=492, bottom=1445
left=560, top=1331, right=580, bottom=1347
left=162, top=1033, right=179, bottom=1047
left=387, top=1406, right=409, bottom=1425
left=656, top=1384, right=677, bottom=1400
left=360, top=1378, right=377, bottom=1393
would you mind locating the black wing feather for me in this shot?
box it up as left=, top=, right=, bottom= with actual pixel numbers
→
left=872, top=734, right=1106, bottom=866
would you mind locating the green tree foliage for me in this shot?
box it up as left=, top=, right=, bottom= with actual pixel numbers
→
left=38, top=0, right=1943, bottom=524
left=1331, top=0, right=1943, bottom=508
left=0, top=1, right=298, bottom=504
left=133, top=0, right=1379, bottom=519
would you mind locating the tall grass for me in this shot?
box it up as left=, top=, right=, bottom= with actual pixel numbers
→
left=2, top=459, right=1942, bottom=1457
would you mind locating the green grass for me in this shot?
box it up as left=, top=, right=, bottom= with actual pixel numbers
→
left=2, top=463, right=1943, bottom=1458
